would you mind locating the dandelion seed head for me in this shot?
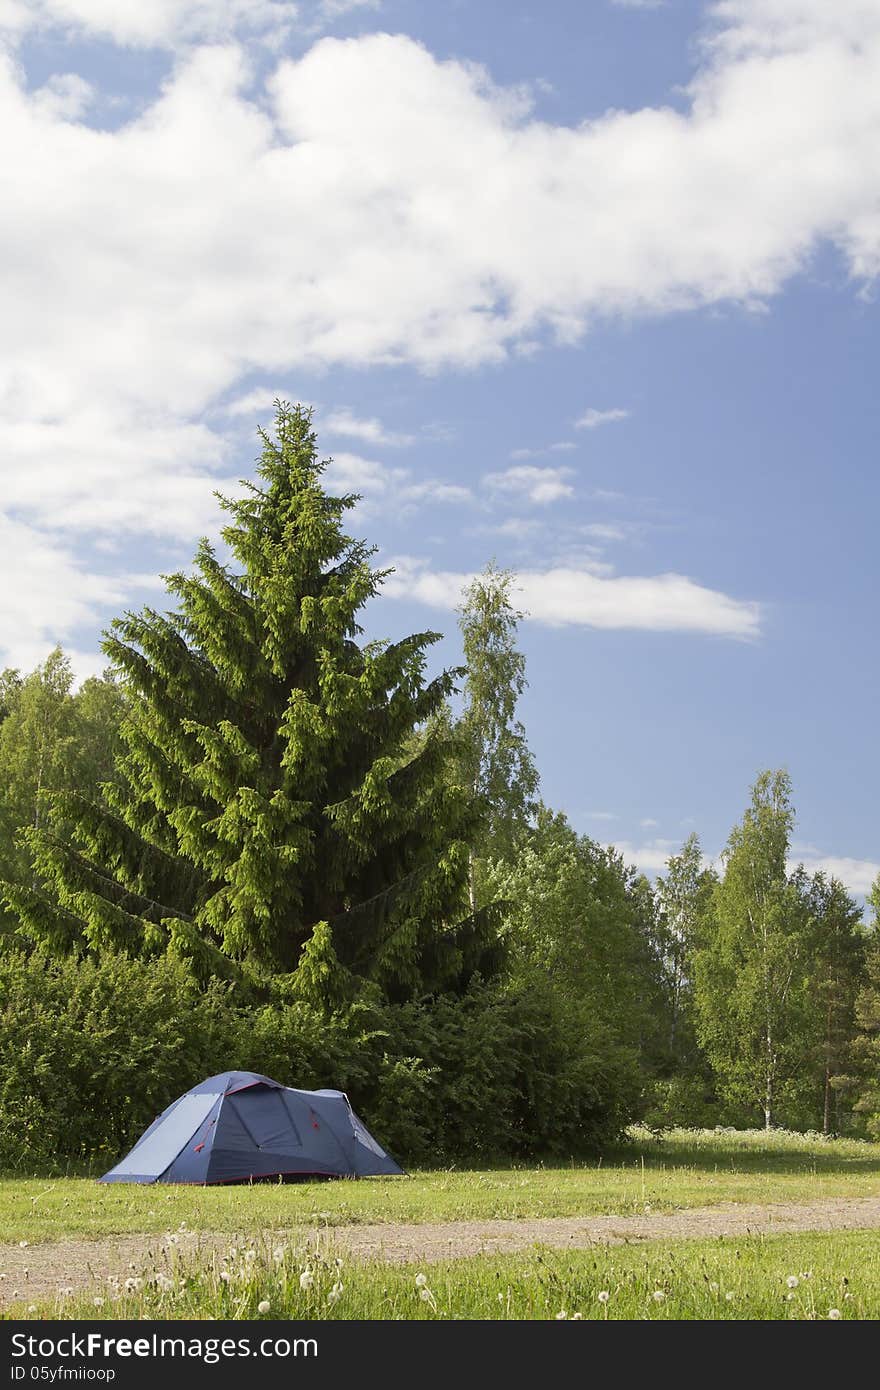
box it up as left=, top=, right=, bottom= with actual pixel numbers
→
left=299, top=1270, right=314, bottom=1291
left=419, top=1287, right=433, bottom=1302
left=93, top=1297, right=104, bottom=1308
left=257, top=1299, right=271, bottom=1315
left=828, top=1308, right=842, bottom=1320
left=652, top=1289, right=666, bottom=1303
left=786, top=1275, right=799, bottom=1289
left=415, top=1273, right=428, bottom=1287
left=597, top=1291, right=610, bottom=1303
left=555, top=1311, right=567, bottom=1320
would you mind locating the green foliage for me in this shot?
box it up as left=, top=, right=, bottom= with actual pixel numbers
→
left=654, top=834, right=717, bottom=1069
left=852, top=881, right=880, bottom=1137
left=488, top=807, right=669, bottom=1075
left=0, top=951, right=638, bottom=1171
left=0, top=651, right=125, bottom=937
left=6, top=405, right=496, bottom=999
left=456, top=564, right=538, bottom=870
left=0, top=950, right=231, bottom=1171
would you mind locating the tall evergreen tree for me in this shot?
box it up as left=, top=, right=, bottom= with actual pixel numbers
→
left=3, top=405, right=500, bottom=999
left=693, top=770, right=814, bottom=1128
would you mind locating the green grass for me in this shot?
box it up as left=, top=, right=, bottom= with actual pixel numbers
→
left=7, top=1229, right=878, bottom=1320
left=1, top=1128, right=878, bottom=1246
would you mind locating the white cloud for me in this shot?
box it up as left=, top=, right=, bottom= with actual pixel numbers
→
left=640, top=817, right=660, bottom=828
left=3, top=1, right=880, bottom=641
left=384, top=559, right=761, bottom=637
left=317, top=0, right=380, bottom=18
left=587, top=810, right=619, bottom=822
left=321, top=408, right=415, bottom=447
left=575, top=408, right=630, bottom=430
left=0, top=406, right=236, bottom=539
left=510, top=441, right=576, bottom=459
left=321, top=452, right=471, bottom=510
left=611, top=1, right=667, bottom=11
left=0, top=514, right=126, bottom=670
left=0, top=0, right=299, bottom=48
left=222, top=387, right=288, bottom=418
left=484, top=465, right=576, bottom=505
left=789, top=848, right=880, bottom=897
left=612, top=838, right=681, bottom=874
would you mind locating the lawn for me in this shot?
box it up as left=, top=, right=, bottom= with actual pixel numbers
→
left=1, top=1128, right=878, bottom=1246
left=7, top=1228, right=878, bottom=1321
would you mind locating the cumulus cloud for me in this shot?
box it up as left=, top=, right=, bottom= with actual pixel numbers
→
left=611, top=839, right=682, bottom=874
left=509, top=442, right=576, bottom=460
left=3, top=0, right=878, bottom=653
left=383, top=559, right=761, bottom=637
left=0, top=0, right=300, bottom=48
left=484, top=465, right=576, bottom=506
left=321, top=452, right=471, bottom=510
left=789, top=847, right=880, bottom=897
left=0, top=514, right=127, bottom=670
left=575, top=408, right=630, bottom=430
left=321, top=408, right=415, bottom=447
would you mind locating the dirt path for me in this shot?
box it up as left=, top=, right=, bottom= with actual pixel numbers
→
left=3, top=1196, right=880, bottom=1307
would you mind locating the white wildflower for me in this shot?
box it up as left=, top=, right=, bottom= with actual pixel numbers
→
left=18, top=1241, right=28, bottom=1249
left=327, top=1282, right=344, bottom=1306
left=93, top=1297, right=104, bottom=1308
left=786, top=1275, right=799, bottom=1289
left=124, top=1277, right=143, bottom=1293
left=27, top=1305, right=37, bottom=1314
left=555, top=1311, right=567, bottom=1320
left=219, top=1270, right=231, bottom=1283
left=415, top=1273, right=428, bottom=1288
left=597, top=1291, right=610, bottom=1304
left=299, top=1270, right=314, bottom=1291
left=272, top=1247, right=286, bottom=1264
left=653, top=1289, right=666, bottom=1303
left=828, top=1308, right=842, bottom=1320
left=257, top=1299, right=271, bottom=1315
left=571, top=1312, right=583, bottom=1320
left=725, top=1291, right=735, bottom=1302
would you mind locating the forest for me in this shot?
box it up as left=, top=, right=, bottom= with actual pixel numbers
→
left=0, top=404, right=877, bottom=1172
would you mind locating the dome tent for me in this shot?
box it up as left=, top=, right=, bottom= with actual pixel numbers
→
left=100, top=1071, right=403, bottom=1184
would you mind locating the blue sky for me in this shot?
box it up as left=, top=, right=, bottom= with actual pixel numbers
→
left=0, top=0, right=877, bottom=895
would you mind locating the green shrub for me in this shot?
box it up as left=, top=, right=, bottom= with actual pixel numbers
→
left=0, top=953, right=641, bottom=1171
left=0, top=950, right=234, bottom=1170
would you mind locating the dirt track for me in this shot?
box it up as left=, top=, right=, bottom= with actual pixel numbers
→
left=3, top=1196, right=880, bottom=1306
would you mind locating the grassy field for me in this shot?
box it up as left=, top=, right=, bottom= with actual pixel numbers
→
left=1, top=1128, right=878, bottom=1246
left=7, top=1229, right=878, bottom=1320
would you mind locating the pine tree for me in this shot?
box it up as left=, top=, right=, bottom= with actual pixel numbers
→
left=4, top=404, right=501, bottom=999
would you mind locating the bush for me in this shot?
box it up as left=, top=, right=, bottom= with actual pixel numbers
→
left=0, top=952, right=641, bottom=1171
left=0, top=951, right=234, bottom=1171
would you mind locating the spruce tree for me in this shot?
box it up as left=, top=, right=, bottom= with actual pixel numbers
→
left=4, top=404, right=501, bottom=999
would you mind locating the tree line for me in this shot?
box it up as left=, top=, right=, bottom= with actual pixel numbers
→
left=0, top=404, right=877, bottom=1166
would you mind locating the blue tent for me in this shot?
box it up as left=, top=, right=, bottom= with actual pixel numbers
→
left=100, top=1071, right=403, bottom=1184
